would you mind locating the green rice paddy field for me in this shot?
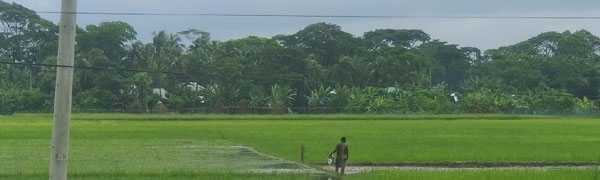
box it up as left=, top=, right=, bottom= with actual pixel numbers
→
left=1, top=114, right=599, bottom=179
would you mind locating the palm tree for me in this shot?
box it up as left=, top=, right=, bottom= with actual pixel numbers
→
left=152, top=31, right=168, bottom=70
left=151, top=31, right=186, bottom=91
left=124, top=41, right=152, bottom=69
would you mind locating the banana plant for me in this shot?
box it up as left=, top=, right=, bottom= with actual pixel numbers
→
left=267, top=84, right=296, bottom=114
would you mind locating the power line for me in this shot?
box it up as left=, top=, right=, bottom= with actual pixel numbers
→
left=3, top=61, right=599, bottom=98
left=0, top=61, right=389, bottom=87
left=35, top=12, right=600, bottom=20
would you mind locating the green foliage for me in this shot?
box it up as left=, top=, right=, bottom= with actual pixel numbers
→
left=278, top=22, right=363, bottom=67
left=268, top=84, right=296, bottom=114
left=78, top=21, right=137, bottom=60
left=248, top=92, right=266, bottom=114
left=368, top=47, right=430, bottom=86
left=0, top=87, right=48, bottom=115
left=458, top=87, right=586, bottom=114
left=125, top=98, right=145, bottom=114
left=529, top=88, right=577, bottom=113
left=420, top=41, right=471, bottom=87
left=128, top=73, right=152, bottom=105
left=177, top=29, right=213, bottom=51
left=461, top=89, right=499, bottom=113
left=3, top=2, right=600, bottom=115
left=575, top=97, right=596, bottom=110
left=479, top=30, right=600, bottom=98
left=398, top=83, right=454, bottom=113
left=366, top=96, right=397, bottom=114
left=0, top=1, right=58, bottom=88
left=0, top=87, right=49, bottom=115
left=364, top=29, right=430, bottom=49
left=461, top=76, right=505, bottom=91
left=201, top=84, right=240, bottom=109
left=74, top=88, right=120, bottom=110
left=166, top=94, right=186, bottom=112
left=307, top=85, right=332, bottom=107
left=0, top=88, right=22, bottom=115
left=327, top=85, right=351, bottom=108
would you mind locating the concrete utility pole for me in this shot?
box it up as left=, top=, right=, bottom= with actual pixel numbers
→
left=50, top=0, right=77, bottom=179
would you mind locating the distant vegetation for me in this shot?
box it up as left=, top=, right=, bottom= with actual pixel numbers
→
left=1, top=1, right=599, bottom=114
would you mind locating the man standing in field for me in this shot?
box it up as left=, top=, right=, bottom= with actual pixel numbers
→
left=329, top=137, right=349, bottom=174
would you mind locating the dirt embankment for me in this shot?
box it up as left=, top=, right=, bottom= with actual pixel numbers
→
left=316, top=162, right=600, bottom=168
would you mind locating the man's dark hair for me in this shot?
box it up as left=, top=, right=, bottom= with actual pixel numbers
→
left=341, top=137, right=346, bottom=142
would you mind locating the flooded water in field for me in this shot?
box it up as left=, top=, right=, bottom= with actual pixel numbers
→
left=320, top=165, right=596, bottom=175
left=0, top=140, right=328, bottom=177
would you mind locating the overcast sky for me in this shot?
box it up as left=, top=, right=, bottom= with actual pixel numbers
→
left=7, top=0, right=600, bottom=50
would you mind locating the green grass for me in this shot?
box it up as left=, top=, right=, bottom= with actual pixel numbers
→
left=344, top=169, right=600, bottom=180
left=1, top=172, right=318, bottom=180
left=67, top=113, right=558, bottom=121
left=1, top=113, right=600, bottom=179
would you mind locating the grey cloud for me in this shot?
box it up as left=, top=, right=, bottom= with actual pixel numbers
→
left=7, top=0, right=600, bottom=50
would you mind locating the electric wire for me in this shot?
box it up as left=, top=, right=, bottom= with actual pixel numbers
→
left=35, top=11, right=600, bottom=20
left=2, top=61, right=598, bottom=98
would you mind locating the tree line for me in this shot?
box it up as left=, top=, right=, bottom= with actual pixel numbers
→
left=0, top=1, right=598, bottom=114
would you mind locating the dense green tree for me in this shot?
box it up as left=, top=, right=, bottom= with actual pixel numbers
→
left=2, top=1, right=599, bottom=114
left=419, top=41, right=472, bottom=87
left=148, top=31, right=184, bottom=90
left=363, top=29, right=430, bottom=50
left=277, top=23, right=364, bottom=67
left=478, top=30, right=600, bottom=97
left=0, top=1, right=57, bottom=88
left=366, top=47, right=430, bottom=87
left=329, top=56, right=368, bottom=86
left=78, top=21, right=137, bottom=61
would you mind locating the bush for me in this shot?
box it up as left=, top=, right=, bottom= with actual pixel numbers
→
left=74, top=88, right=120, bottom=110
left=166, top=94, right=186, bottom=113
left=24, top=89, right=50, bottom=112
left=0, top=88, right=24, bottom=115
left=396, top=84, right=454, bottom=114
left=0, top=88, right=50, bottom=115
left=366, top=96, right=398, bottom=114
left=268, top=85, right=296, bottom=114
left=461, top=89, right=501, bottom=113
left=125, top=98, right=146, bottom=114
left=530, top=89, right=577, bottom=114
left=574, top=97, right=596, bottom=115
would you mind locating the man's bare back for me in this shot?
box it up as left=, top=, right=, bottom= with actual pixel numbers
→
left=330, top=137, right=348, bottom=174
